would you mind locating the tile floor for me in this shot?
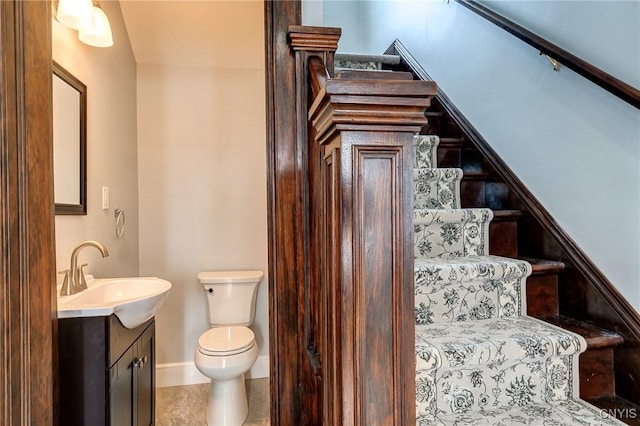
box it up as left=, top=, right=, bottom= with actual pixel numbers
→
left=156, top=378, right=269, bottom=426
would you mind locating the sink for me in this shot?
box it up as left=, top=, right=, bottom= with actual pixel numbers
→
left=58, top=277, right=171, bottom=329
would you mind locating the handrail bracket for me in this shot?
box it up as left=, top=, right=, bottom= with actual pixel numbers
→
left=539, top=52, right=559, bottom=71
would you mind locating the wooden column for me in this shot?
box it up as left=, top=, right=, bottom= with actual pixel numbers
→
left=264, top=2, right=303, bottom=423
left=309, top=79, right=436, bottom=424
left=287, top=26, right=341, bottom=425
left=0, top=1, right=56, bottom=424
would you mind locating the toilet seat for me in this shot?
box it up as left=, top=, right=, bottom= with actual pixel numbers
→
left=197, top=326, right=255, bottom=357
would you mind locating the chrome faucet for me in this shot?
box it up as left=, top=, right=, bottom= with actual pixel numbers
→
left=59, top=240, right=109, bottom=296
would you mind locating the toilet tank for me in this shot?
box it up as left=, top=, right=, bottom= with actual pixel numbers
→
left=198, top=270, right=263, bottom=327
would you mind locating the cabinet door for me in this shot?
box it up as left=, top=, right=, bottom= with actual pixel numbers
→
left=135, top=324, right=155, bottom=426
left=110, top=345, right=135, bottom=426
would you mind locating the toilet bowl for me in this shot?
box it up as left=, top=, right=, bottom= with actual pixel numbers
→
left=194, top=270, right=263, bottom=426
left=195, top=326, right=258, bottom=426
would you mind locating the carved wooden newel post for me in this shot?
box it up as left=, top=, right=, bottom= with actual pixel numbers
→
left=287, top=25, right=436, bottom=425
left=309, top=77, right=436, bottom=423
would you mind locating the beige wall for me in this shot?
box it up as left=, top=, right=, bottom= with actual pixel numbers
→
left=54, top=0, right=268, bottom=383
left=137, top=63, right=268, bottom=379
left=53, top=2, right=139, bottom=282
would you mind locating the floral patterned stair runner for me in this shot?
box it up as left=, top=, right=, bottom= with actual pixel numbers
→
left=412, top=135, right=623, bottom=425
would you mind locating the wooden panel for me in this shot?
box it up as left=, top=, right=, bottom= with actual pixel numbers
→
left=323, top=131, right=418, bottom=426
left=526, top=274, right=559, bottom=317
left=323, top=145, right=341, bottom=425
left=0, top=1, right=56, bottom=424
left=264, top=2, right=303, bottom=424
left=460, top=180, right=486, bottom=207
left=358, top=152, right=396, bottom=423
left=489, top=220, right=518, bottom=257
left=58, top=317, right=109, bottom=425
left=580, top=348, right=616, bottom=398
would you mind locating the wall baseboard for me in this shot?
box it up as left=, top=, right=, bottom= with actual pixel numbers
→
left=156, top=355, right=270, bottom=388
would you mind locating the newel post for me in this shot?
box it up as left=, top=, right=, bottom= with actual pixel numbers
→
left=309, top=78, right=436, bottom=424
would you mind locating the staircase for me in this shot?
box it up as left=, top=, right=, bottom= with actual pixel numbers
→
left=335, top=53, right=639, bottom=425
left=412, top=134, right=621, bottom=424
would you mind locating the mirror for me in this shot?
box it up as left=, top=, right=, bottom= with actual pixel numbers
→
left=53, top=61, right=87, bottom=215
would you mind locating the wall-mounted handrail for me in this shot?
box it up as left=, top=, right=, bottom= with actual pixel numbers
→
left=455, top=0, right=640, bottom=109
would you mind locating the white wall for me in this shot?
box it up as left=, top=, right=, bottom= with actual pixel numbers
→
left=316, top=0, right=640, bottom=311
left=137, top=62, right=268, bottom=383
left=53, top=1, right=139, bottom=282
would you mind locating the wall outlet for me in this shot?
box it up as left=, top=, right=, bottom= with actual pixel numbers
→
left=102, top=186, right=109, bottom=210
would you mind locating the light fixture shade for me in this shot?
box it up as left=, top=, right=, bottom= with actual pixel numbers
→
left=56, top=0, right=94, bottom=30
left=78, top=6, right=113, bottom=48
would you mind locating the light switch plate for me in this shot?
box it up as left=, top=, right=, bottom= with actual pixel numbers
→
left=102, top=186, right=109, bottom=210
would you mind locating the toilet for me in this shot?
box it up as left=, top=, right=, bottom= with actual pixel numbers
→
left=194, top=270, right=263, bottom=426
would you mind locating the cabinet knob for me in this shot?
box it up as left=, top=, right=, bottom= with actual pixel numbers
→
left=134, top=355, right=148, bottom=369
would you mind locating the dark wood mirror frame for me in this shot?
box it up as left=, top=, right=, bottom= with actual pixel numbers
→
left=53, top=60, right=87, bottom=215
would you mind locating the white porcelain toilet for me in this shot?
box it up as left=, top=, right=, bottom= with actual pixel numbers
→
left=194, top=270, right=263, bottom=426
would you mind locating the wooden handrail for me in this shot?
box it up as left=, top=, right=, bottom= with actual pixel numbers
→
left=455, top=0, right=640, bottom=109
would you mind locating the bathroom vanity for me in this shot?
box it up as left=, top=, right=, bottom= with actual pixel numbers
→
left=58, top=315, right=155, bottom=425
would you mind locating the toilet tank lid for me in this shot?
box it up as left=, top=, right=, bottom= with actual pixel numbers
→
left=198, top=270, right=263, bottom=284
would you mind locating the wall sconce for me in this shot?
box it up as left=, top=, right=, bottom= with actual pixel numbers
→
left=54, top=0, right=113, bottom=48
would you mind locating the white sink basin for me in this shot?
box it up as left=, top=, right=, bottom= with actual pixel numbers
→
left=58, top=277, right=171, bottom=329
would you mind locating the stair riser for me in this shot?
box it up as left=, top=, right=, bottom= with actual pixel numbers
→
left=460, top=181, right=512, bottom=210
left=526, top=274, right=560, bottom=317
left=437, top=146, right=461, bottom=168
left=489, top=221, right=518, bottom=258
left=424, top=116, right=463, bottom=138
left=414, top=168, right=462, bottom=210
left=414, top=209, right=492, bottom=258
left=414, top=135, right=439, bottom=169
left=415, top=276, right=526, bottom=324
left=580, top=348, right=616, bottom=399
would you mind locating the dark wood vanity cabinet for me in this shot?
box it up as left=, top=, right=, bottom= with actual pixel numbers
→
left=58, top=315, right=155, bottom=426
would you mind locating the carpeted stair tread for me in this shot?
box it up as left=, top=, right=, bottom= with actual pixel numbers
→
left=414, top=316, right=591, bottom=420
left=414, top=255, right=531, bottom=323
left=336, top=69, right=414, bottom=80
left=415, top=316, right=586, bottom=371
left=414, top=207, right=493, bottom=223
left=414, top=254, right=532, bottom=283
left=421, top=399, right=626, bottom=425
left=334, top=52, right=401, bottom=65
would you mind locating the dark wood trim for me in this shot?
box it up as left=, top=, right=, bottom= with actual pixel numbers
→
left=388, top=38, right=640, bottom=403
left=454, top=0, right=640, bottom=109
left=288, top=25, right=341, bottom=424
left=0, top=0, right=56, bottom=424
left=264, top=1, right=303, bottom=424
left=52, top=61, right=87, bottom=216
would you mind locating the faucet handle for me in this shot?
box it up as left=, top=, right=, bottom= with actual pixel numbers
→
left=77, top=263, right=89, bottom=292
left=58, top=269, right=71, bottom=296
